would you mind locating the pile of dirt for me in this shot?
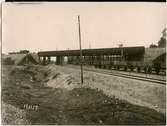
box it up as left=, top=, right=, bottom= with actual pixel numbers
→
left=43, top=64, right=83, bottom=90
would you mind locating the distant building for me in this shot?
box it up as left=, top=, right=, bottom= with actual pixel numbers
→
left=158, top=28, right=166, bottom=48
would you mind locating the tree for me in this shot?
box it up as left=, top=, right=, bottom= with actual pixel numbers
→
left=158, top=38, right=166, bottom=48
left=158, top=28, right=166, bottom=48
left=19, top=50, right=29, bottom=54
left=149, top=43, right=157, bottom=48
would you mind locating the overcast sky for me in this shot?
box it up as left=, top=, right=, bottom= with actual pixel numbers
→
left=2, top=2, right=166, bottom=53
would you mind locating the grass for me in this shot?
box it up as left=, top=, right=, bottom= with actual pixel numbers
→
left=1, top=65, right=166, bottom=125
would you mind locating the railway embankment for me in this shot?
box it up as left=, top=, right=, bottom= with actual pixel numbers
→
left=51, top=64, right=166, bottom=114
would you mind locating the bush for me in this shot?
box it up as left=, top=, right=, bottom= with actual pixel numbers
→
left=137, top=67, right=141, bottom=72
left=153, top=62, right=161, bottom=75
left=124, top=66, right=128, bottom=71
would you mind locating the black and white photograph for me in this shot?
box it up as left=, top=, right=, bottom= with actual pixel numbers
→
left=1, top=2, right=166, bottom=125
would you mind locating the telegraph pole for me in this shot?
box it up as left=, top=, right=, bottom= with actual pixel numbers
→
left=78, top=15, right=83, bottom=84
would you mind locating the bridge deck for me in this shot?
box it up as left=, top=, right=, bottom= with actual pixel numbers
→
left=38, top=46, right=145, bottom=57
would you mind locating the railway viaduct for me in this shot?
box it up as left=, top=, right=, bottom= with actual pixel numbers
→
left=37, top=46, right=145, bottom=65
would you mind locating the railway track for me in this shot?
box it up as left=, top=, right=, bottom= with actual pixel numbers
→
left=65, top=65, right=166, bottom=85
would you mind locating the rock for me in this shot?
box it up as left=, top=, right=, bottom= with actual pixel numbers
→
left=67, top=81, right=72, bottom=85
left=52, top=73, right=61, bottom=79
left=103, top=100, right=107, bottom=103
left=154, top=105, right=158, bottom=108
left=99, top=119, right=103, bottom=124
left=21, top=84, right=32, bottom=89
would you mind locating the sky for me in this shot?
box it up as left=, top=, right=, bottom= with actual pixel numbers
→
left=2, top=2, right=166, bottom=54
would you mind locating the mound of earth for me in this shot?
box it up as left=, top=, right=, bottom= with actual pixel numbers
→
left=43, top=65, right=83, bottom=90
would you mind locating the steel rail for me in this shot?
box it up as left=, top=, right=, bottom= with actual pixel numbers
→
left=65, top=65, right=166, bottom=85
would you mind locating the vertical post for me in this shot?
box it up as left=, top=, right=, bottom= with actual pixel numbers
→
left=48, top=56, right=50, bottom=64
left=78, top=15, right=83, bottom=84
left=121, top=47, right=123, bottom=61
left=38, top=56, right=40, bottom=64
left=43, top=56, right=46, bottom=65
left=1, top=4, right=2, bottom=58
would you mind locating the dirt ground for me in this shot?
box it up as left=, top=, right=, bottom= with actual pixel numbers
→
left=1, top=64, right=166, bottom=125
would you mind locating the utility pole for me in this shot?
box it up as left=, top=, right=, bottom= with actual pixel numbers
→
left=78, top=15, right=83, bottom=84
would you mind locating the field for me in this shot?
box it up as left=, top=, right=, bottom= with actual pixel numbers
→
left=1, top=64, right=166, bottom=125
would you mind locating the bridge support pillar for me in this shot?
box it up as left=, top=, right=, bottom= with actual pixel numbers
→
left=43, top=56, right=46, bottom=65
left=47, top=56, right=51, bottom=64
left=38, top=56, right=41, bottom=64
left=67, top=56, right=71, bottom=64
left=56, top=56, right=64, bottom=65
